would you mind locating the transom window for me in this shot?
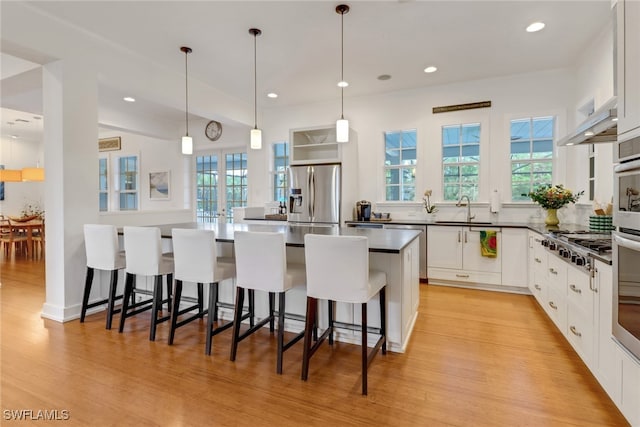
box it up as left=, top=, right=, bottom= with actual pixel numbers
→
left=117, top=155, right=138, bottom=211
left=442, top=123, right=480, bottom=201
left=272, top=142, right=289, bottom=203
left=510, top=116, right=554, bottom=201
left=384, top=129, right=417, bottom=201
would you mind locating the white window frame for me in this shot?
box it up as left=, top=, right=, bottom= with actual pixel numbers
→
left=441, top=122, right=481, bottom=202
left=98, top=156, right=109, bottom=212
left=196, top=149, right=247, bottom=223
left=115, top=154, right=140, bottom=211
left=384, top=129, right=417, bottom=202
left=272, top=141, right=289, bottom=203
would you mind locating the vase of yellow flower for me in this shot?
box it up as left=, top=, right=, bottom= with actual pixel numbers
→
left=527, top=184, right=583, bottom=226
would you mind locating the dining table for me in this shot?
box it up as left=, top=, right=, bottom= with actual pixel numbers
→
left=9, top=218, right=44, bottom=259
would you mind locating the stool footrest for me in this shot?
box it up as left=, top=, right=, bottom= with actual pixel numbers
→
left=236, top=316, right=271, bottom=342
left=174, top=310, right=207, bottom=329
left=85, top=294, right=123, bottom=310
left=282, top=330, right=305, bottom=352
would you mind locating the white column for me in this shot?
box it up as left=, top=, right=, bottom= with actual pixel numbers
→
left=41, top=59, right=99, bottom=322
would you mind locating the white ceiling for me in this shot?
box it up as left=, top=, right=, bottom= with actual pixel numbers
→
left=0, top=0, right=613, bottom=139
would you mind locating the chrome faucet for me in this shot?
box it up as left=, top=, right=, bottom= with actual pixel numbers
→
left=456, top=195, right=475, bottom=222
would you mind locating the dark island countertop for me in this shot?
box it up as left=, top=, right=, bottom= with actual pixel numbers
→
left=131, top=222, right=421, bottom=254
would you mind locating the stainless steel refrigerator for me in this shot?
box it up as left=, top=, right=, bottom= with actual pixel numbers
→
left=288, top=163, right=341, bottom=224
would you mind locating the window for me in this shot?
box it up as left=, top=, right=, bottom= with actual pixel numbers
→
left=225, top=152, right=248, bottom=216
left=117, top=155, right=138, bottom=210
left=510, top=116, right=554, bottom=201
left=273, top=142, right=289, bottom=202
left=196, top=155, right=219, bottom=223
left=442, top=123, right=480, bottom=201
left=384, top=130, right=417, bottom=201
left=99, top=158, right=108, bottom=212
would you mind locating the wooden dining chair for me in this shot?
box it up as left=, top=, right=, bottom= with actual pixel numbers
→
left=32, top=219, right=45, bottom=258
left=0, top=219, right=28, bottom=257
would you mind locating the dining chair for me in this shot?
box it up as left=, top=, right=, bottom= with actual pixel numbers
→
left=229, top=231, right=306, bottom=374
left=82, top=224, right=125, bottom=329
left=301, top=234, right=387, bottom=395
left=168, top=228, right=236, bottom=353
left=0, top=219, right=28, bottom=257
left=119, top=226, right=174, bottom=341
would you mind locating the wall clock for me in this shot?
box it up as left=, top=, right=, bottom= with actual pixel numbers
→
left=205, top=120, right=223, bottom=141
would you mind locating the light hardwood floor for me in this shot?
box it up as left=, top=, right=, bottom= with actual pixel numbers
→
left=1, top=256, right=629, bottom=426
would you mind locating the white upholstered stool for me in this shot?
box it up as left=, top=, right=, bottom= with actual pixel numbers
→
left=301, top=234, right=387, bottom=395
left=169, top=228, right=236, bottom=353
left=119, top=226, right=174, bottom=341
left=230, top=231, right=306, bottom=374
left=81, top=224, right=125, bottom=330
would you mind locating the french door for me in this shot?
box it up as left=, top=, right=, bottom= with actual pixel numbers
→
left=196, top=150, right=247, bottom=223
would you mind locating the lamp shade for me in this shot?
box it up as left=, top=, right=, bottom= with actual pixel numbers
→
left=22, top=167, right=45, bottom=182
left=336, top=118, right=349, bottom=143
left=181, top=136, right=193, bottom=155
left=0, top=169, right=22, bottom=182
left=250, top=128, right=262, bottom=150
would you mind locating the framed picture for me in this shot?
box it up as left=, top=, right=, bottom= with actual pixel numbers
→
left=98, top=137, right=121, bottom=152
left=149, top=171, right=170, bottom=200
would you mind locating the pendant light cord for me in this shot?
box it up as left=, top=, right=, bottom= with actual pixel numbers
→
left=340, top=9, right=345, bottom=120
left=254, top=32, right=258, bottom=130
left=181, top=47, right=192, bottom=137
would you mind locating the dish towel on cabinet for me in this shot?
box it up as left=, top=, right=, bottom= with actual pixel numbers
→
left=480, top=230, right=497, bottom=258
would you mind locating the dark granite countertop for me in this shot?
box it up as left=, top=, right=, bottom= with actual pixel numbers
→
left=130, top=222, right=420, bottom=254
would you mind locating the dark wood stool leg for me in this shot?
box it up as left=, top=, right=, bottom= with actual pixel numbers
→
left=328, top=300, right=334, bottom=345
left=80, top=267, right=94, bottom=323
left=362, top=302, right=368, bottom=395
left=301, top=296, right=317, bottom=381
left=276, top=292, right=286, bottom=374
left=149, top=275, right=162, bottom=341
left=119, top=273, right=134, bottom=333
left=269, top=292, right=275, bottom=333
left=166, top=273, right=173, bottom=313
left=197, top=283, right=204, bottom=315
left=168, top=279, right=183, bottom=345
left=230, top=286, right=245, bottom=362
left=380, top=287, right=387, bottom=354
left=105, top=269, right=118, bottom=330
left=248, top=289, right=255, bottom=328
left=205, top=282, right=216, bottom=355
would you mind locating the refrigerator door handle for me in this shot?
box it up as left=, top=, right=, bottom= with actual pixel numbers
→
left=307, top=166, right=313, bottom=221
left=310, top=167, right=316, bottom=220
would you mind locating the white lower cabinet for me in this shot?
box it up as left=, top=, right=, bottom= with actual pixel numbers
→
left=501, top=228, right=529, bottom=288
left=565, top=266, right=594, bottom=366
left=544, top=255, right=567, bottom=331
left=529, top=232, right=548, bottom=305
left=427, top=225, right=501, bottom=287
left=619, top=345, right=640, bottom=426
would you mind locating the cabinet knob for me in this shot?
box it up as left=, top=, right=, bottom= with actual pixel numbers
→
left=549, top=268, right=558, bottom=275
left=569, top=326, right=582, bottom=337
left=569, top=284, right=582, bottom=294
left=548, top=301, right=557, bottom=310
left=535, top=257, right=542, bottom=263
left=534, top=284, right=542, bottom=290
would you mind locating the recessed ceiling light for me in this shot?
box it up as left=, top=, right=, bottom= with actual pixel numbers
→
left=526, top=22, right=545, bottom=33
left=612, top=117, right=619, bottom=122
left=10, top=135, right=18, bottom=139
left=424, top=66, right=437, bottom=73
left=584, top=131, right=595, bottom=136
left=337, top=80, right=349, bottom=88
left=377, top=74, right=391, bottom=81
left=123, top=96, right=136, bottom=102
left=267, top=92, right=278, bottom=98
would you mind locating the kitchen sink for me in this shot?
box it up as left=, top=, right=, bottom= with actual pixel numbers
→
left=434, top=220, right=493, bottom=225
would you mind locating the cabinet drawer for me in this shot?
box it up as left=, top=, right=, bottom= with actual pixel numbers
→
left=547, top=255, right=568, bottom=295
left=567, top=303, right=594, bottom=366
left=530, top=279, right=546, bottom=306
left=545, top=287, right=567, bottom=332
left=567, top=268, right=593, bottom=312
left=427, top=267, right=501, bottom=285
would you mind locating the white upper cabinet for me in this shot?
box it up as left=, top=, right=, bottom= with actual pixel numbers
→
left=290, top=126, right=357, bottom=165
left=617, top=0, right=640, bottom=138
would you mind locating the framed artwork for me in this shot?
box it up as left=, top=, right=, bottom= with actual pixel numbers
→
left=99, top=137, right=121, bottom=152
left=149, top=171, right=170, bottom=200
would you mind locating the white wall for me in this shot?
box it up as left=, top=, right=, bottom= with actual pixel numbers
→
left=259, top=68, right=575, bottom=223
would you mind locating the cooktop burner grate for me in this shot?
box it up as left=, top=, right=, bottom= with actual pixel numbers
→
left=567, top=237, right=612, bottom=253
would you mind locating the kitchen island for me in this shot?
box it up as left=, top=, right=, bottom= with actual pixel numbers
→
left=121, top=222, right=421, bottom=353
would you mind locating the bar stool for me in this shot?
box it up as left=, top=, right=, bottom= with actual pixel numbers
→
left=168, top=228, right=236, bottom=352
left=301, top=234, right=387, bottom=395
left=81, top=224, right=125, bottom=329
left=230, top=231, right=306, bottom=374
left=119, top=226, right=174, bottom=341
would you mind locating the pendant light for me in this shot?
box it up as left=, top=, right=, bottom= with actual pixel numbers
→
left=336, top=4, right=350, bottom=143
left=180, top=46, right=193, bottom=155
left=0, top=169, right=22, bottom=182
left=249, top=28, right=262, bottom=150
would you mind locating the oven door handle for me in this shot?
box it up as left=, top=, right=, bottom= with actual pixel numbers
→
left=613, top=232, right=640, bottom=250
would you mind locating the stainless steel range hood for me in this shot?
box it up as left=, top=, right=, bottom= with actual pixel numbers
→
left=557, top=96, right=617, bottom=146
